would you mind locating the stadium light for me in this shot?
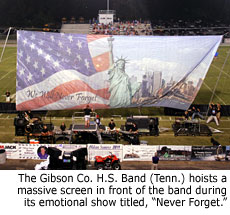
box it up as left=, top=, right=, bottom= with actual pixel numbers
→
left=107, top=0, right=110, bottom=12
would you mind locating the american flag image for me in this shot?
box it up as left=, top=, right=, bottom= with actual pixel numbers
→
left=16, top=31, right=111, bottom=110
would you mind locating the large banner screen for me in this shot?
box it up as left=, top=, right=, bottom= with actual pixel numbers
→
left=16, top=31, right=222, bottom=110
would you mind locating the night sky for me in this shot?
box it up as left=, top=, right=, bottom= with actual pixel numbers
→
left=0, top=0, right=229, bottom=27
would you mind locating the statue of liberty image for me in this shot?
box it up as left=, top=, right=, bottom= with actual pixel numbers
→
left=107, top=36, right=140, bottom=108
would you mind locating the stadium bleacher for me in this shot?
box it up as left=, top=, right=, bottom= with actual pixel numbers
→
left=60, top=24, right=90, bottom=34
left=59, top=18, right=229, bottom=37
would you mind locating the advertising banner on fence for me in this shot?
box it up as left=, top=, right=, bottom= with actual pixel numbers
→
left=191, top=146, right=227, bottom=161
left=18, top=144, right=49, bottom=159
left=16, top=31, right=222, bottom=110
left=87, top=144, right=123, bottom=161
left=157, top=145, right=192, bottom=160
left=0, top=143, right=20, bottom=159
left=0, top=143, right=87, bottom=160
left=123, top=145, right=158, bottom=161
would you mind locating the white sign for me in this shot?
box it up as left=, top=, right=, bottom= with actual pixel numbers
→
left=0, top=144, right=19, bottom=159
left=99, top=14, right=113, bottom=24
left=0, top=143, right=87, bottom=160
left=18, top=144, right=48, bottom=159
left=0, top=143, right=192, bottom=161
left=123, top=145, right=158, bottom=161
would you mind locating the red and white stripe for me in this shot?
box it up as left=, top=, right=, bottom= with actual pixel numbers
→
left=16, top=35, right=112, bottom=110
left=87, top=35, right=111, bottom=73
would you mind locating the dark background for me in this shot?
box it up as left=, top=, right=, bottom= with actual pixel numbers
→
left=0, top=0, right=230, bottom=27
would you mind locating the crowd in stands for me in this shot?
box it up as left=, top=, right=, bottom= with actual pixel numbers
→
left=90, top=20, right=153, bottom=36
left=89, top=19, right=229, bottom=37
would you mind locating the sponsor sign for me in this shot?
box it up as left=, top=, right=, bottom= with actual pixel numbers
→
left=88, top=144, right=123, bottom=161
left=191, top=146, right=227, bottom=161
left=0, top=144, right=19, bottom=159
left=123, top=145, right=158, bottom=161
left=157, top=145, right=192, bottom=160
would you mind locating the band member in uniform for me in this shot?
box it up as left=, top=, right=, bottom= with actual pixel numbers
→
left=5, top=90, right=11, bottom=103
left=41, top=125, right=49, bottom=135
left=84, top=105, right=93, bottom=127
left=24, top=112, right=30, bottom=122
left=128, top=122, right=139, bottom=145
left=191, top=106, right=204, bottom=120
left=184, top=110, right=190, bottom=120
left=129, top=122, right=138, bottom=134
left=95, top=114, right=101, bottom=126
left=207, top=103, right=219, bottom=126
left=60, top=122, right=66, bottom=133
left=24, top=110, right=40, bottom=123
left=108, top=119, right=116, bottom=131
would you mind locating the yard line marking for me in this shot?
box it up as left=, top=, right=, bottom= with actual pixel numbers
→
left=203, top=82, right=226, bottom=105
left=0, top=67, right=16, bottom=81
left=211, top=64, right=230, bottom=78
left=0, top=53, right=16, bottom=63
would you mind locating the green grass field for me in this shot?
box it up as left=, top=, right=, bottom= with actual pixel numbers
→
left=0, top=45, right=230, bottom=145
left=0, top=47, right=17, bottom=102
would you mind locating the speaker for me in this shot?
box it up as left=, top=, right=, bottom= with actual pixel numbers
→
left=47, top=147, right=62, bottom=158
left=14, top=118, right=27, bottom=126
left=15, top=126, right=25, bottom=136
left=62, top=152, right=73, bottom=169
left=149, top=118, right=159, bottom=126
left=127, top=117, right=150, bottom=129
left=47, top=147, right=62, bottom=170
left=72, top=148, right=88, bottom=158
left=149, top=118, right=159, bottom=136
left=139, top=118, right=150, bottom=128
